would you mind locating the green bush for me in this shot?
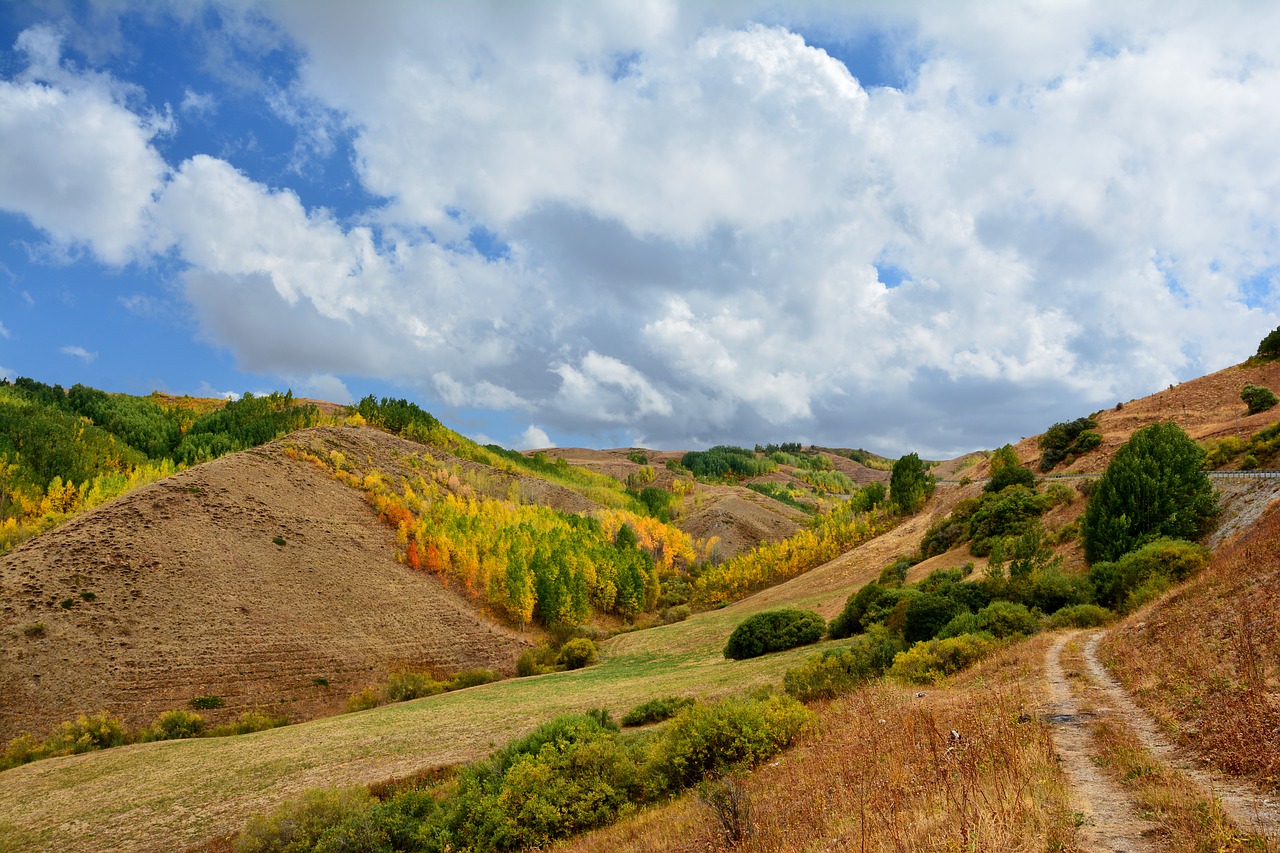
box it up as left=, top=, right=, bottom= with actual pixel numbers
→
left=41, top=712, right=130, bottom=757
left=1082, top=422, right=1217, bottom=564
left=1038, top=416, right=1100, bottom=471
left=1242, top=384, right=1279, bottom=415
left=346, top=687, right=381, bottom=713
left=139, top=709, right=205, bottom=742
left=901, top=592, right=966, bottom=644
left=516, top=645, right=559, bottom=677
left=384, top=671, right=446, bottom=703
left=889, top=634, right=997, bottom=685
left=236, top=787, right=375, bottom=853
left=1086, top=537, right=1209, bottom=613
left=782, top=628, right=903, bottom=701
left=447, top=669, right=503, bottom=691
left=557, top=638, right=598, bottom=670
left=1045, top=604, right=1115, bottom=629
left=723, top=609, right=825, bottom=660
left=974, top=600, right=1040, bottom=638
left=620, top=696, right=696, bottom=727
left=207, top=710, right=289, bottom=737
left=659, top=604, right=691, bottom=624
left=189, top=695, right=224, bottom=710
left=650, top=694, right=813, bottom=789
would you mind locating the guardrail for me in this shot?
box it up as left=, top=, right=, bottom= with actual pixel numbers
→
left=936, top=469, right=1280, bottom=485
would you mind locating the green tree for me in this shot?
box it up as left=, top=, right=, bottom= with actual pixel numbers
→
left=889, top=452, right=933, bottom=514
left=984, top=444, right=1035, bottom=493
left=1081, top=422, right=1218, bottom=564
left=1241, top=384, right=1279, bottom=415
left=1257, top=325, right=1280, bottom=359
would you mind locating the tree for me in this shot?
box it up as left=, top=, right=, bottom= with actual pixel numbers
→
left=889, top=452, right=933, bottom=514
left=984, top=444, right=1035, bottom=493
left=1241, top=384, right=1279, bottom=415
left=1081, top=422, right=1218, bottom=564
left=1257, top=325, right=1280, bottom=359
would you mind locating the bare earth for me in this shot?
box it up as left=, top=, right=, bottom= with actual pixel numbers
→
left=0, top=426, right=537, bottom=741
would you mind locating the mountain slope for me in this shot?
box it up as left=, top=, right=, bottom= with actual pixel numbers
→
left=0, top=426, right=540, bottom=741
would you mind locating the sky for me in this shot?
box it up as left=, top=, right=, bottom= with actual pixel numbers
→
left=1, top=1, right=1278, bottom=458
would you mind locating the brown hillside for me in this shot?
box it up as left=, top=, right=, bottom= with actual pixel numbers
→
left=0, top=426, right=544, bottom=742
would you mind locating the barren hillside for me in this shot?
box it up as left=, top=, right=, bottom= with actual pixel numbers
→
left=0, top=426, right=548, bottom=741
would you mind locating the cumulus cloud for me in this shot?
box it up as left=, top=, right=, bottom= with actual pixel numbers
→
left=0, top=26, right=168, bottom=265
left=516, top=424, right=555, bottom=451
left=7, top=4, right=1280, bottom=455
left=60, top=344, right=96, bottom=363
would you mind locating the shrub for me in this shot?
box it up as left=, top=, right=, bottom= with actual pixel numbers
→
left=829, top=583, right=917, bottom=639
left=659, top=604, right=691, bottom=624
left=139, top=709, right=205, bottom=742
left=650, top=694, right=813, bottom=789
left=984, top=445, right=1035, bottom=493
left=974, top=601, right=1040, bottom=638
left=1024, top=567, right=1089, bottom=614
left=1039, top=416, right=1100, bottom=471
left=557, top=638, right=598, bottom=670
left=189, top=695, right=224, bottom=710
left=1086, top=537, right=1209, bottom=613
left=621, top=696, right=696, bottom=727
left=968, top=486, right=1047, bottom=556
left=516, top=645, right=558, bottom=677
left=723, top=609, right=825, bottom=660
left=888, top=633, right=997, bottom=685
left=208, top=710, right=288, bottom=737
left=0, top=732, right=42, bottom=770
left=901, top=592, right=965, bottom=644
left=22, top=622, right=44, bottom=638
left=1242, top=384, right=1279, bottom=415
left=384, top=671, right=446, bottom=703
left=346, top=687, right=381, bottom=713
left=447, top=669, right=502, bottom=691
left=236, top=787, right=375, bottom=853
left=1045, top=604, right=1115, bottom=629
left=1082, top=422, right=1217, bottom=564
left=783, top=628, right=902, bottom=702
left=41, top=712, right=130, bottom=756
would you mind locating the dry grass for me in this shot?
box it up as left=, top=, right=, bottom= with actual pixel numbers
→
left=554, top=636, right=1080, bottom=853
left=1100, top=501, right=1280, bottom=787
left=1057, top=638, right=1265, bottom=851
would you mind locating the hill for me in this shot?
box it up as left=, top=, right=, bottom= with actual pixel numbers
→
left=0, top=426, right=544, bottom=741
left=2, top=361, right=1280, bottom=850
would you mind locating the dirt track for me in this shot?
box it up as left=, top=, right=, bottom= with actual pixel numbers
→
left=1045, top=631, right=1280, bottom=848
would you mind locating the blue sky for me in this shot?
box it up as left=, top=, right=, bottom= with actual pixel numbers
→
left=1, top=1, right=1278, bottom=457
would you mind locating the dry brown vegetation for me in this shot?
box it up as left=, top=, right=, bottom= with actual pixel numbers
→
left=554, top=636, right=1079, bottom=853
left=1101, top=499, right=1280, bottom=787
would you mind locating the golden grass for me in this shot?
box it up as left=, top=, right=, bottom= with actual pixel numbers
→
left=1058, top=638, right=1269, bottom=852
left=1100, top=502, right=1280, bottom=786
left=554, top=635, right=1080, bottom=853
left=0, top=584, right=863, bottom=853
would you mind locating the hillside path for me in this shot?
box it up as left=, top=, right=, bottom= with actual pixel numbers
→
left=1079, top=632, right=1280, bottom=838
left=1043, top=634, right=1157, bottom=851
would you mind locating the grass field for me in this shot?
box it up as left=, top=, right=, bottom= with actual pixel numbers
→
left=0, top=570, right=871, bottom=853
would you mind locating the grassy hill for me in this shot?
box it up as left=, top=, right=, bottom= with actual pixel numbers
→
left=2, top=361, right=1280, bottom=851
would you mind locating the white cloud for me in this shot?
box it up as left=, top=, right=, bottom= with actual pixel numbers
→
left=0, top=26, right=168, bottom=265
left=179, top=88, right=216, bottom=115
left=515, top=424, right=554, bottom=451
left=0, top=320, right=8, bottom=338
left=196, top=381, right=240, bottom=401
left=60, top=344, right=96, bottom=363
left=297, top=373, right=352, bottom=405
left=8, top=4, right=1280, bottom=456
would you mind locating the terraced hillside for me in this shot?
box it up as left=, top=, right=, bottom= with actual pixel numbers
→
left=0, top=426, right=547, bottom=741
